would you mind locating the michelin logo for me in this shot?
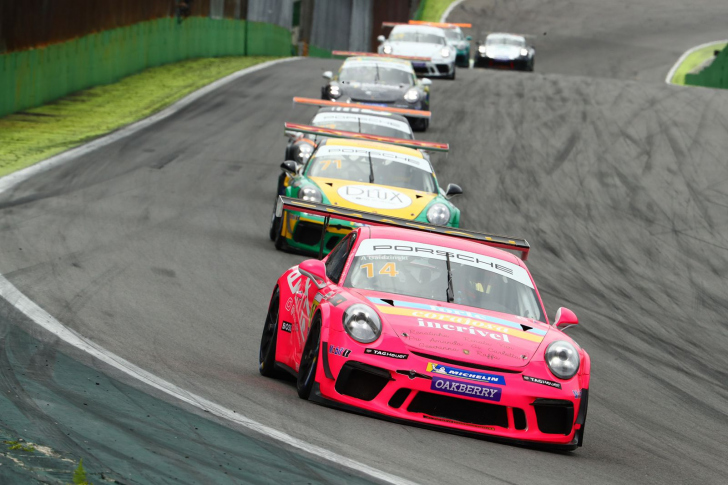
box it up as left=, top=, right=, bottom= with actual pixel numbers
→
left=427, top=363, right=505, bottom=386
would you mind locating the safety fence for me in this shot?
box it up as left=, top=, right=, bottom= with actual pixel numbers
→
left=685, top=47, right=728, bottom=89
left=0, top=17, right=289, bottom=118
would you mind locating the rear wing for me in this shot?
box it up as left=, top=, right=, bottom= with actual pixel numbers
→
left=292, top=97, right=431, bottom=119
left=276, top=197, right=530, bottom=260
left=408, top=20, right=472, bottom=28
left=284, top=122, right=448, bottom=152
left=331, top=50, right=431, bottom=62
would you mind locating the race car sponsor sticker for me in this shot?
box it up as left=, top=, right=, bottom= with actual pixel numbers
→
left=523, top=375, right=561, bottom=389
left=328, top=345, right=351, bottom=357
left=427, top=362, right=505, bottom=385
left=343, top=59, right=414, bottom=72
left=355, top=239, right=534, bottom=288
left=281, top=321, right=293, bottom=333
left=329, top=294, right=347, bottom=306
left=313, top=113, right=411, bottom=133
left=313, top=146, right=430, bottom=172
left=338, top=185, right=412, bottom=210
left=431, top=376, right=502, bottom=402
left=365, top=348, right=408, bottom=359
left=573, top=390, right=582, bottom=398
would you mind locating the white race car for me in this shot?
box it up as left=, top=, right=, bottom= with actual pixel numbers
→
left=378, top=24, right=457, bottom=80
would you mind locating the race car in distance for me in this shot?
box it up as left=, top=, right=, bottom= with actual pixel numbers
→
left=474, top=33, right=535, bottom=71
left=322, top=56, right=432, bottom=131
left=269, top=136, right=462, bottom=256
left=409, top=20, right=472, bottom=68
left=260, top=199, right=590, bottom=450
left=378, top=23, right=457, bottom=79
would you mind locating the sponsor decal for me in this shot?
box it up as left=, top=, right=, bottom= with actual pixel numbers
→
left=415, top=317, right=512, bottom=342
left=427, top=362, right=505, bottom=385
left=431, top=376, right=502, bottom=402
left=329, top=294, right=347, bottom=306
left=312, top=113, right=410, bottom=133
left=338, top=185, right=412, bottom=210
left=365, top=348, right=408, bottom=359
left=285, top=297, right=293, bottom=312
left=281, top=321, right=293, bottom=333
left=573, top=390, right=582, bottom=399
left=523, top=375, right=561, bottom=389
left=328, top=345, right=351, bottom=357
left=422, top=415, right=496, bottom=431
left=314, top=146, right=430, bottom=172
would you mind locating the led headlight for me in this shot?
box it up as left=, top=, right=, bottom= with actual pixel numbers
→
left=426, top=203, right=451, bottom=225
left=298, top=186, right=322, bottom=203
left=478, top=45, right=487, bottom=54
left=440, top=47, right=451, bottom=58
left=383, top=45, right=393, bottom=54
left=328, top=85, right=342, bottom=99
left=520, top=48, right=529, bottom=57
left=296, top=143, right=313, bottom=163
left=545, top=340, right=580, bottom=380
left=403, top=88, right=420, bottom=103
left=342, top=304, right=382, bottom=343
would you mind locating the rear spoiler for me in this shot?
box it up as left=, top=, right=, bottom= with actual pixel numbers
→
left=331, top=50, right=431, bottom=62
left=275, top=197, right=530, bottom=260
left=284, top=122, right=448, bottom=152
left=408, top=20, right=472, bottom=28
left=293, top=97, right=431, bottom=119
left=382, top=22, right=409, bottom=28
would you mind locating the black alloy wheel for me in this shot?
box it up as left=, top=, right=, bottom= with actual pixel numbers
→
left=259, top=287, right=283, bottom=378
left=296, top=313, right=322, bottom=399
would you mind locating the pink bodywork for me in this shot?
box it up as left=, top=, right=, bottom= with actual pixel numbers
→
left=272, top=226, right=590, bottom=447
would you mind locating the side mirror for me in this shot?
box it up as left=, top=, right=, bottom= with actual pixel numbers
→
left=466, top=36, right=472, bottom=41
left=299, top=259, right=328, bottom=289
left=281, top=160, right=298, bottom=175
left=553, top=307, right=578, bottom=331
left=377, top=35, right=386, bottom=43
left=421, top=78, right=432, bottom=86
left=322, top=71, right=333, bottom=80
left=445, top=183, right=463, bottom=199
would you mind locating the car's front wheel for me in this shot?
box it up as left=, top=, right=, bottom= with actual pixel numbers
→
left=412, top=118, right=429, bottom=132
left=259, top=287, right=283, bottom=378
left=297, top=313, right=322, bottom=399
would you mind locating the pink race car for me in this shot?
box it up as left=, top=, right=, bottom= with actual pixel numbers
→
left=259, top=197, right=590, bottom=450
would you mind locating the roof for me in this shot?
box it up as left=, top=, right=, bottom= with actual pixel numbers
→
left=487, top=32, right=526, bottom=42
left=362, top=226, right=524, bottom=266
left=323, top=138, right=424, bottom=158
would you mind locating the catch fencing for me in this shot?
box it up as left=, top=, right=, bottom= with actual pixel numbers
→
left=685, top=47, right=728, bottom=89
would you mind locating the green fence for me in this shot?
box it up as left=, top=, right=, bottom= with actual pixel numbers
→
left=0, top=17, right=291, bottom=118
left=685, top=47, right=728, bottom=89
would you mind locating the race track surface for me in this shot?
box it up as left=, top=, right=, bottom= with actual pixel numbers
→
left=2, top=0, right=728, bottom=483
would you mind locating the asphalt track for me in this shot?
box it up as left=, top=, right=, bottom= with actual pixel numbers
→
left=2, top=0, right=728, bottom=483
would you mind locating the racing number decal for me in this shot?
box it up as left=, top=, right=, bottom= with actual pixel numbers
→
left=360, top=262, right=399, bottom=278
left=319, top=159, right=342, bottom=171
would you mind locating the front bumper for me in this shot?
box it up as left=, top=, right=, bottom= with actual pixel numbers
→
left=315, top=328, right=586, bottom=448
left=474, top=56, right=529, bottom=70
left=411, top=60, right=455, bottom=78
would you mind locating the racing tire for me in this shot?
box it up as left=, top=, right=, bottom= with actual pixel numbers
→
left=412, top=118, right=429, bottom=132
left=259, top=287, right=284, bottom=378
left=448, top=69, right=456, bottom=80
left=296, top=313, right=322, bottom=399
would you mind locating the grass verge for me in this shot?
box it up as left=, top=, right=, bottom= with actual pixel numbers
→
left=670, top=42, right=727, bottom=85
left=0, top=56, right=279, bottom=178
left=418, top=0, right=460, bottom=22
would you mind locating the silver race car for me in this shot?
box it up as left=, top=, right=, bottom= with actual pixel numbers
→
left=474, top=33, right=535, bottom=71
left=378, top=24, right=457, bottom=79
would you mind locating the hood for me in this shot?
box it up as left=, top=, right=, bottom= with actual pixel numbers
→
left=484, top=45, right=523, bottom=60
left=339, top=82, right=407, bottom=103
left=387, top=41, right=444, bottom=58
left=354, top=290, right=551, bottom=368
left=310, top=177, right=436, bottom=219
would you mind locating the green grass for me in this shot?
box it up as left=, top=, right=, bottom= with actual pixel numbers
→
left=670, top=42, right=727, bottom=85
left=418, top=0, right=460, bottom=22
left=0, top=56, right=279, bottom=178
left=3, top=440, right=35, bottom=452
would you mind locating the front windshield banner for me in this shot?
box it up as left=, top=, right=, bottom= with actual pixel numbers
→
left=312, top=146, right=431, bottom=173
left=343, top=60, right=414, bottom=72
left=312, top=113, right=412, bottom=135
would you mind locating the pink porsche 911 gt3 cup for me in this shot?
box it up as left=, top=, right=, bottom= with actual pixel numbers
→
left=259, top=197, right=590, bottom=450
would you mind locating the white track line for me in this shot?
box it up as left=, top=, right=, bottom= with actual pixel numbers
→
left=664, top=39, right=728, bottom=84
left=440, top=0, right=467, bottom=22
left=0, top=57, right=417, bottom=485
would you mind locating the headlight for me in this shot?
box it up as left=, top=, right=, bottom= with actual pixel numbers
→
left=426, top=203, right=451, bottom=225
left=478, top=45, right=487, bottom=54
left=328, top=85, right=341, bottom=98
left=383, top=45, right=393, bottom=54
left=342, top=304, right=382, bottom=343
left=403, top=88, right=420, bottom=103
left=545, top=341, right=580, bottom=380
left=296, top=144, right=313, bottom=163
left=520, top=48, right=529, bottom=57
left=299, top=186, right=322, bottom=203
left=440, top=47, right=451, bottom=58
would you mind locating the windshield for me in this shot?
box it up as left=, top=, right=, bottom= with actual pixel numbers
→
left=344, top=239, right=545, bottom=322
left=312, top=113, right=413, bottom=140
left=306, top=146, right=436, bottom=193
left=444, top=29, right=463, bottom=41
left=391, top=31, right=447, bottom=45
left=339, top=63, right=414, bottom=85
left=486, top=36, right=525, bottom=47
